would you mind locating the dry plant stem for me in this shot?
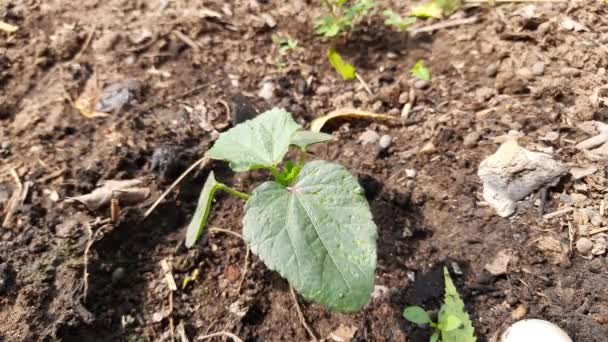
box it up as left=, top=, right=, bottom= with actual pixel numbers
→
left=411, top=16, right=479, bottom=35
left=355, top=72, right=372, bottom=95
left=290, top=287, right=319, bottom=342
left=2, top=169, right=22, bottom=228
left=74, top=26, right=95, bottom=60
left=144, top=157, right=210, bottom=218
left=83, top=222, right=106, bottom=301
left=196, top=332, right=244, bottom=342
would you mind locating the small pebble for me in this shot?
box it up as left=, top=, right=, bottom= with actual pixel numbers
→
left=316, top=85, right=331, bottom=95
left=405, top=169, right=417, bottom=178
left=591, top=237, right=607, bottom=256
left=258, top=82, right=275, bottom=100
left=463, top=131, right=481, bottom=147
left=486, top=63, right=499, bottom=77
left=575, top=237, right=593, bottom=254
left=152, top=312, right=164, bottom=323
left=560, top=67, right=581, bottom=77
left=587, top=258, right=603, bottom=273
left=531, top=62, right=545, bottom=76
left=511, top=304, right=528, bottom=320
left=517, top=67, right=534, bottom=80
left=358, top=130, right=380, bottom=145
left=1, top=141, right=10, bottom=150
left=378, top=135, right=392, bottom=149
left=413, top=79, right=430, bottom=89
left=112, top=267, right=126, bottom=284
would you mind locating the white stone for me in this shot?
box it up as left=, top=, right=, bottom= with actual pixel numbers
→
left=478, top=140, right=568, bottom=217
left=501, top=319, right=572, bottom=342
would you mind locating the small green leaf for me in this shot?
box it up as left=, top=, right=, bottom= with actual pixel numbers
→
left=207, top=108, right=301, bottom=172
left=441, top=315, right=462, bottom=332
left=430, top=331, right=440, bottom=342
left=439, top=267, right=476, bottom=342
left=435, top=0, right=462, bottom=16
left=403, top=306, right=432, bottom=325
left=244, top=160, right=377, bottom=312
left=185, top=172, right=221, bottom=248
left=411, top=2, right=443, bottom=19
left=383, top=10, right=416, bottom=31
left=328, top=48, right=356, bottom=81
left=291, top=131, right=333, bottom=150
left=411, top=60, right=431, bottom=81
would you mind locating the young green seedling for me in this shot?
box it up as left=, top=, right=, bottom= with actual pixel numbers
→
left=186, top=108, right=378, bottom=312
left=328, top=48, right=356, bottom=80
left=411, top=59, right=431, bottom=81
left=315, top=0, right=375, bottom=38
left=403, top=267, right=476, bottom=342
left=383, top=10, right=417, bottom=31
left=411, top=0, right=461, bottom=19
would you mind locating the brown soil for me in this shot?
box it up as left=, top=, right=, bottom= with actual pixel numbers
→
left=1, top=1, right=608, bottom=341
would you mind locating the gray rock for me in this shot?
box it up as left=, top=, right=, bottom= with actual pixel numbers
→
left=96, top=79, right=141, bottom=113
left=575, top=237, right=593, bottom=254
left=478, top=140, right=568, bottom=217
left=378, top=135, right=392, bottom=149
left=532, top=62, right=545, bottom=76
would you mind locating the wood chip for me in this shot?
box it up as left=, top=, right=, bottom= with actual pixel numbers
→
left=0, top=20, right=18, bottom=33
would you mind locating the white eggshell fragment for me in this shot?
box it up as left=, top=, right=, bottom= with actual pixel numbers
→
left=501, top=319, right=572, bottom=342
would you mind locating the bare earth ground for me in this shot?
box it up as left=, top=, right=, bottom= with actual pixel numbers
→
left=1, top=1, right=608, bottom=341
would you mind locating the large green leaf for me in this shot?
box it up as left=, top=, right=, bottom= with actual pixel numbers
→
left=185, top=172, right=221, bottom=248
left=243, top=160, right=377, bottom=311
left=206, top=108, right=301, bottom=172
left=439, top=267, right=476, bottom=342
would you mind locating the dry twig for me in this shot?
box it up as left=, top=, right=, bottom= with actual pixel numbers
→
left=290, top=287, right=318, bottom=342
left=411, top=16, right=479, bottom=36
left=2, top=169, right=23, bottom=228
left=196, top=332, right=244, bottom=342
left=144, top=157, right=210, bottom=218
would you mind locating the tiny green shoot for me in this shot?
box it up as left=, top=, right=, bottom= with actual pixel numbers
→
left=411, top=60, right=431, bottom=81
left=315, top=0, right=375, bottom=38
left=411, top=0, right=461, bottom=19
left=383, top=10, right=417, bottom=31
left=328, top=48, right=356, bottom=81
left=403, top=267, right=476, bottom=342
left=185, top=108, right=377, bottom=312
left=272, top=34, right=299, bottom=54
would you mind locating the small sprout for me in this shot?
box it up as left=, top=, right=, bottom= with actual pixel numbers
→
left=411, top=0, right=461, bottom=19
left=182, top=269, right=200, bottom=289
left=315, top=0, right=375, bottom=38
left=411, top=60, right=431, bottom=81
left=383, top=10, right=416, bottom=31
left=403, top=267, right=476, bottom=342
left=328, top=48, right=356, bottom=81
left=272, top=34, right=299, bottom=54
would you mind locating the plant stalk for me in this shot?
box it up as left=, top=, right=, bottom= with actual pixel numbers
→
left=218, top=184, right=251, bottom=201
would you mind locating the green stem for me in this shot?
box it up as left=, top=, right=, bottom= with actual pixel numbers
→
left=218, top=184, right=251, bottom=201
